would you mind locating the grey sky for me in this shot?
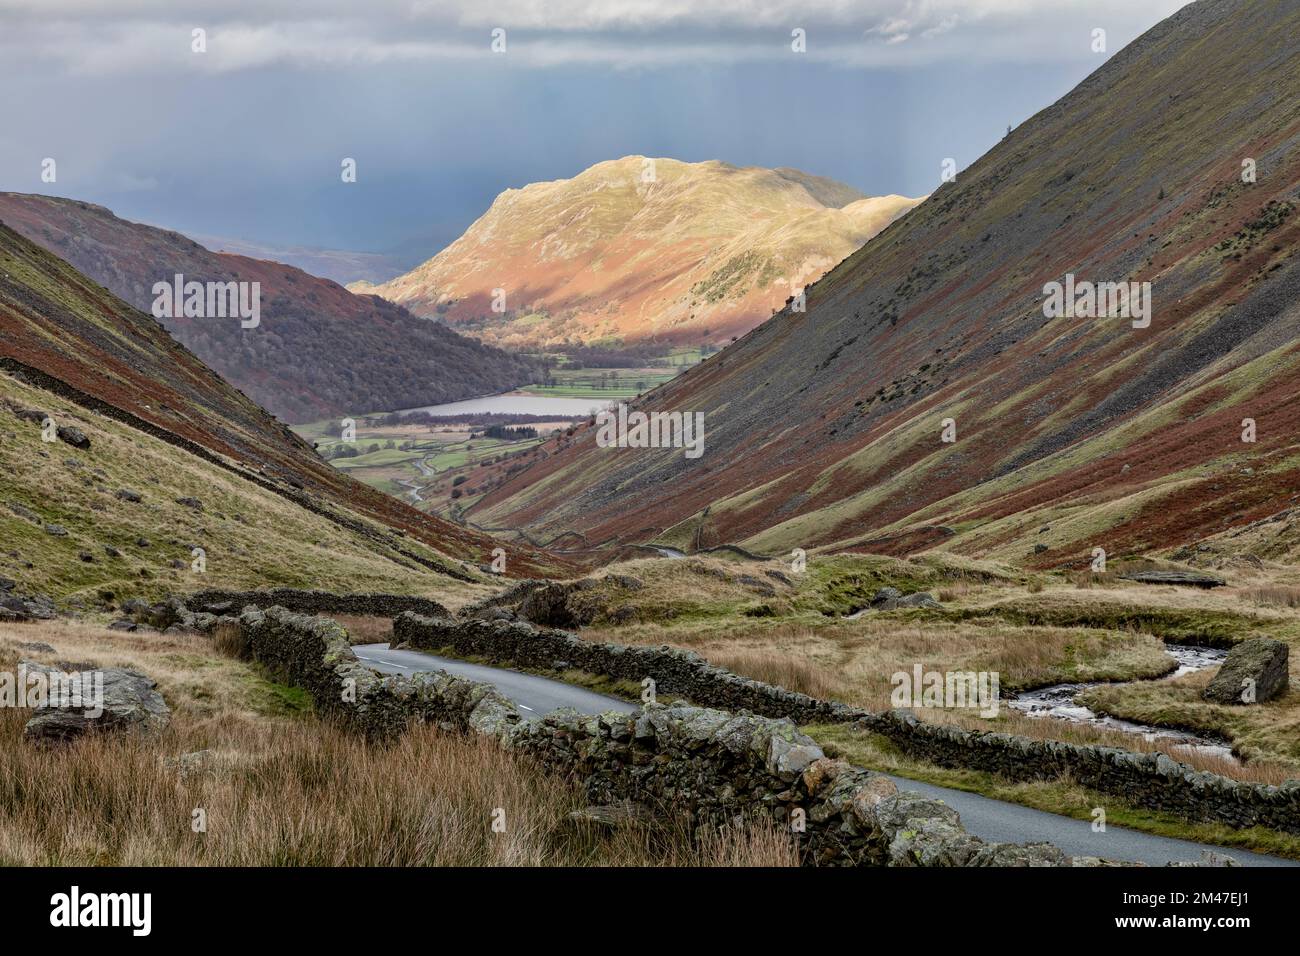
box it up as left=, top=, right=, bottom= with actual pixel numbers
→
left=0, top=0, right=1190, bottom=257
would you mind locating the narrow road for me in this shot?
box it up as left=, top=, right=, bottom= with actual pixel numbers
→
left=353, top=642, right=1296, bottom=868
left=353, top=642, right=636, bottom=718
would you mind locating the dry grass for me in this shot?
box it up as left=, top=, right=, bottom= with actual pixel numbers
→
left=330, top=614, right=394, bottom=645
left=0, top=620, right=796, bottom=867
left=1239, top=585, right=1300, bottom=609
left=593, top=618, right=1174, bottom=705
left=705, top=647, right=841, bottom=700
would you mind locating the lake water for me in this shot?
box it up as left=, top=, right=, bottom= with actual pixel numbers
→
left=397, top=393, right=614, bottom=418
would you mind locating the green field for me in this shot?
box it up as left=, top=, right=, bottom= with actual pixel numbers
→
left=521, top=366, right=678, bottom=399
left=294, top=414, right=550, bottom=515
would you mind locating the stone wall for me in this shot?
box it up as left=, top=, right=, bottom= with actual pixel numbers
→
left=858, top=710, right=1300, bottom=834
left=392, top=612, right=865, bottom=724
left=390, top=611, right=1300, bottom=835
left=186, top=588, right=452, bottom=621
left=235, top=605, right=1082, bottom=866
left=237, top=605, right=516, bottom=740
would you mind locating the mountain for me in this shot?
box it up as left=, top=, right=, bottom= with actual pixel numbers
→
left=183, top=232, right=417, bottom=286
left=357, top=158, right=923, bottom=350
left=0, top=194, right=540, bottom=423
left=473, top=0, right=1300, bottom=569
left=0, top=220, right=563, bottom=604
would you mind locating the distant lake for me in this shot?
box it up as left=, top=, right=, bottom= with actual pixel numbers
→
left=398, top=393, right=614, bottom=418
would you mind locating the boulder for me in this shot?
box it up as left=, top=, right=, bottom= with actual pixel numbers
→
left=1203, top=638, right=1288, bottom=704
left=0, top=592, right=57, bottom=621
left=856, top=588, right=943, bottom=612
left=1121, top=570, right=1226, bottom=588
left=7, top=501, right=39, bottom=523
left=22, top=662, right=170, bottom=741
left=56, top=426, right=90, bottom=449
left=517, top=582, right=593, bottom=629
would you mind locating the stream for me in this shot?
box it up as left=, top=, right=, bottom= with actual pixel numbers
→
left=1007, top=644, right=1234, bottom=761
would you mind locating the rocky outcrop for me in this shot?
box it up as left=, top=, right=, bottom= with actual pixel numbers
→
left=0, top=587, right=57, bottom=622
left=22, top=662, right=170, bottom=742
left=847, top=588, right=943, bottom=615
left=1203, top=638, right=1289, bottom=704
left=462, top=575, right=646, bottom=628
left=1120, top=570, right=1227, bottom=588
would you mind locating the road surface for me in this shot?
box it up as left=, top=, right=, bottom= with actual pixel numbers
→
left=352, top=641, right=1296, bottom=868
left=353, top=642, right=636, bottom=719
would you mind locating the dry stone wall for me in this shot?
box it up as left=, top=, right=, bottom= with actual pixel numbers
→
left=391, top=611, right=1300, bottom=835
left=187, top=588, right=452, bottom=621
left=233, top=605, right=1084, bottom=866
left=859, top=710, right=1300, bottom=833
left=392, top=611, right=863, bottom=724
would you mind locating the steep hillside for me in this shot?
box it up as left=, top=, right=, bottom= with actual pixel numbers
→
left=0, top=221, right=563, bottom=603
left=185, top=232, right=414, bottom=286
left=359, top=157, right=922, bottom=350
left=476, top=0, right=1300, bottom=570
left=0, top=194, right=540, bottom=423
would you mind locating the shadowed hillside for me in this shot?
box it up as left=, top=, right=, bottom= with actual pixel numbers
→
left=475, top=0, right=1300, bottom=569
left=0, top=221, right=565, bottom=596
left=0, top=194, right=541, bottom=423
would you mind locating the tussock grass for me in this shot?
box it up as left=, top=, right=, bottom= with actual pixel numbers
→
left=705, top=646, right=841, bottom=700
left=1240, top=585, right=1300, bottom=609
left=0, top=620, right=795, bottom=867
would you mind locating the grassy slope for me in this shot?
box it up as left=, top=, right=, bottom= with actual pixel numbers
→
left=0, top=221, right=564, bottom=580
left=0, top=371, right=489, bottom=608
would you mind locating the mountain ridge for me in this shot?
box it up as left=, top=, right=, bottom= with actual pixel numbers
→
left=359, top=156, right=924, bottom=350
left=0, top=193, right=540, bottom=423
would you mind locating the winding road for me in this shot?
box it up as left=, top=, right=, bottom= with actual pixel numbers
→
left=352, top=642, right=1296, bottom=868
